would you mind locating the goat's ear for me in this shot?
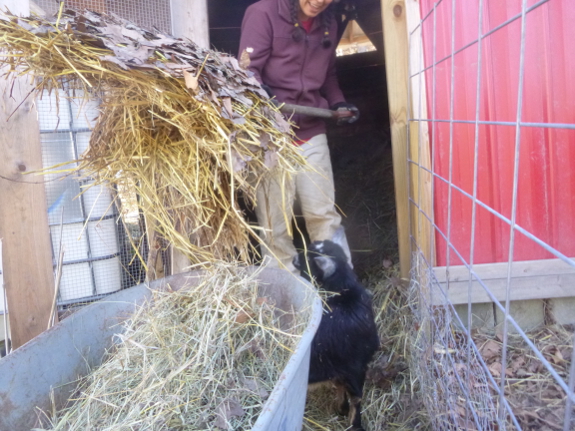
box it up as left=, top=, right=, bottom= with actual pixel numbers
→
left=331, top=227, right=353, bottom=268
left=313, top=256, right=336, bottom=278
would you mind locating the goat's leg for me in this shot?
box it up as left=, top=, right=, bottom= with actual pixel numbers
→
left=348, top=396, right=363, bottom=431
left=342, top=375, right=366, bottom=431
left=333, top=380, right=349, bottom=416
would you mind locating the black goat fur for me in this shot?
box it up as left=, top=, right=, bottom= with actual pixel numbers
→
left=293, top=240, right=379, bottom=431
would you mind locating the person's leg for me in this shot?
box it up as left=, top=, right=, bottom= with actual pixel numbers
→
left=296, top=134, right=352, bottom=264
left=254, top=171, right=298, bottom=272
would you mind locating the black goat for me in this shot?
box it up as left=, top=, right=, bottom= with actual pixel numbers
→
left=293, top=240, right=379, bottom=431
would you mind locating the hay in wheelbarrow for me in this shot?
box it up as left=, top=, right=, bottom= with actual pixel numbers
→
left=36, top=264, right=313, bottom=430
left=0, top=6, right=304, bottom=267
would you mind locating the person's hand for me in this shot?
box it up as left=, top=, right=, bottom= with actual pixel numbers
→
left=330, top=102, right=360, bottom=125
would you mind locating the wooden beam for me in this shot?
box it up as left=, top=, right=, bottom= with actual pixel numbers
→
left=0, top=83, right=56, bottom=348
left=168, top=0, right=210, bottom=273
left=433, top=258, right=575, bottom=305
left=170, top=0, right=209, bottom=49
left=381, top=0, right=411, bottom=279
left=405, top=0, right=434, bottom=267
left=0, top=4, right=56, bottom=349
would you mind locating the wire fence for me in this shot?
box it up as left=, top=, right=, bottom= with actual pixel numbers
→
left=31, top=0, right=172, bottom=310
left=407, top=0, right=575, bottom=430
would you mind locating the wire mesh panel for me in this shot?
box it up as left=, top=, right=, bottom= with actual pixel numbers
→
left=30, top=0, right=172, bottom=308
left=33, top=0, right=171, bottom=34
left=37, top=90, right=127, bottom=305
left=407, top=0, right=575, bottom=430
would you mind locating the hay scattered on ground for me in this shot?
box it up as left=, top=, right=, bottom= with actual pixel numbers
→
left=37, top=264, right=312, bottom=430
left=473, top=324, right=574, bottom=431
left=0, top=8, right=305, bottom=267
left=408, top=255, right=574, bottom=431
left=303, top=264, right=430, bottom=431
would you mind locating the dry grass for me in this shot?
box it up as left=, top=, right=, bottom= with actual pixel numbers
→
left=36, top=264, right=313, bottom=430
left=0, top=8, right=305, bottom=268
left=407, top=255, right=574, bottom=431
left=472, top=324, right=574, bottom=430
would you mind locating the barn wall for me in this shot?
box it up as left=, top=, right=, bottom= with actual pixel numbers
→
left=419, top=0, right=575, bottom=267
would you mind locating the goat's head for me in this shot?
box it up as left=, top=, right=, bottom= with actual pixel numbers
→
left=293, top=240, right=350, bottom=285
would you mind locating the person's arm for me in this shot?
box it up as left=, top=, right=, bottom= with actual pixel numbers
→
left=321, top=49, right=359, bottom=123
left=320, top=49, right=345, bottom=106
left=238, top=6, right=273, bottom=85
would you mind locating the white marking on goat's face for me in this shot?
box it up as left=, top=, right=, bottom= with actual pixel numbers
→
left=313, top=256, right=336, bottom=278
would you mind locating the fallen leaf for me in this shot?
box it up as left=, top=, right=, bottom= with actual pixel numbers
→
left=121, top=27, right=144, bottom=42
left=239, top=48, right=252, bottom=70
left=256, top=297, right=270, bottom=306
left=99, top=55, right=129, bottom=70
left=510, top=355, right=526, bottom=372
left=551, top=350, right=564, bottom=364
left=264, top=150, right=278, bottom=169
left=528, top=360, right=544, bottom=374
left=214, top=398, right=245, bottom=430
left=273, top=110, right=291, bottom=134
left=230, top=149, right=251, bottom=172
left=242, top=377, right=269, bottom=399
left=489, top=362, right=502, bottom=377
left=248, top=339, right=265, bottom=359
left=258, top=132, right=271, bottom=150
left=183, top=70, right=198, bottom=92
left=480, top=339, right=501, bottom=361
left=234, top=309, right=251, bottom=323
left=222, top=97, right=234, bottom=118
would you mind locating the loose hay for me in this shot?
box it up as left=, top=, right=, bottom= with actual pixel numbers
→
left=36, top=264, right=312, bottom=430
left=472, top=324, right=574, bottom=430
left=408, top=254, right=575, bottom=431
left=0, top=7, right=305, bottom=267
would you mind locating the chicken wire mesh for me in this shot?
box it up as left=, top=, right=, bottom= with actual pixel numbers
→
left=33, top=0, right=171, bottom=34
left=31, top=0, right=172, bottom=309
left=406, top=0, right=575, bottom=430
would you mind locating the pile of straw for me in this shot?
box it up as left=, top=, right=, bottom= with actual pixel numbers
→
left=0, top=7, right=304, bottom=266
left=38, top=265, right=312, bottom=430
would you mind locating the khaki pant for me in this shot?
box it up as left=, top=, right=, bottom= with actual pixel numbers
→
left=255, top=134, right=351, bottom=273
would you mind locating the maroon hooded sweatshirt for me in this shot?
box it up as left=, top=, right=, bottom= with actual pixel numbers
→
left=238, top=0, right=346, bottom=141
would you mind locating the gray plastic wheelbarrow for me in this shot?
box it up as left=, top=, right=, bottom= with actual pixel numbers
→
left=0, top=267, right=322, bottom=431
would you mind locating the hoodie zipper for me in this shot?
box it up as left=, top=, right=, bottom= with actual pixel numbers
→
left=296, top=33, right=310, bottom=108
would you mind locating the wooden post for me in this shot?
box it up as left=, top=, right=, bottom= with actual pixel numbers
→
left=168, top=0, right=210, bottom=273
left=381, top=0, right=411, bottom=279
left=0, top=0, right=56, bottom=350
left=170, top=0, right=209, bottom=49
left=405, top=0, right=434, bottom=267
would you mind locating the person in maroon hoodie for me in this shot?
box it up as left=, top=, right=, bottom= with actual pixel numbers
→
left=239, top=0, right=358, bottom=273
